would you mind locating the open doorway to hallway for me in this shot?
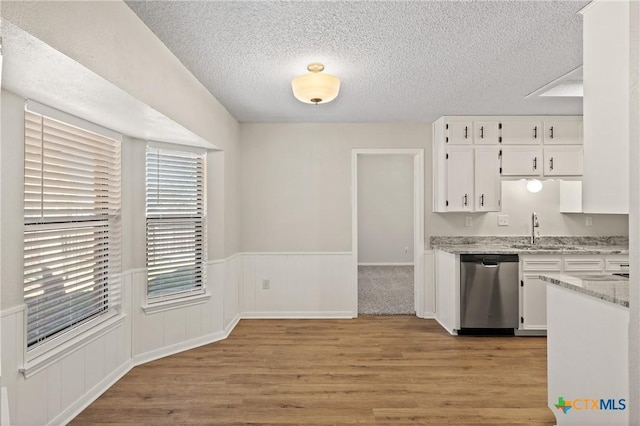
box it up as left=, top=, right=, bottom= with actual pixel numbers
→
left=355, top=153, right=418, bottom=315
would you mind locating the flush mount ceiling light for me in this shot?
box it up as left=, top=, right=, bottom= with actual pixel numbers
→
left=526, top=179, right=543, bottom=193
left=291, top=63, right=340, bottom=105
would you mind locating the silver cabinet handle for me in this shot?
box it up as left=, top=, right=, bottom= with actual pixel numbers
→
left=480, top=194, right=485, bottom=207
left=464, top=126, right=468, bottom=139
left=533, top=157, right=537, bottom=170
left=550, top=126, right=554, bottom=139
left=480, top=126, right=484, bottom=139
left=550, top=157, right=554, bottom=171
left=464, top=194, right=468, bottom=206
left=534, top=126, right=538, bottom=139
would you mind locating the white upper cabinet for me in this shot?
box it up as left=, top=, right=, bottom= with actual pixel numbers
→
left=543, top=120, right=583, bottom=145
left=500, top=146, right=542, bottom=176
left=446, top=121, right=473, bottom=144
left=473, top=121, right=500, bottom=145
left=543, top=146, right=584, bottom=176
left=501, top=121, right=543, bottom=145
left=474, top=147, right=501, bottom=211
left=581, top=0, right=629, bottom=213
left=432, top=116, right=582, bottom=212
left=446, top=146, right=474, bottom=211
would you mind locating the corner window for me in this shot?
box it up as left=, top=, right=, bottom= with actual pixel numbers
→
left=23, top=106, right=121, bottom=349
left=145, top=146, right=206, bottom=301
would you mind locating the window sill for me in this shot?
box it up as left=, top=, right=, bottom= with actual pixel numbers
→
left=20, top=311, right=125, bottom=379
left=142, top=292, right=211, bottom=315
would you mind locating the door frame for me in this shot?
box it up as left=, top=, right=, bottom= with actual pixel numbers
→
left=351, top=149, right=425, bottom=317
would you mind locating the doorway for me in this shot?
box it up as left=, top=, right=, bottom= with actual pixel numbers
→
left=351, top=149, right=425, bottom=317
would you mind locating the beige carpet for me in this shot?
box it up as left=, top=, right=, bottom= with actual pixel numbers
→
left=358, top=265, right=415, bottom=315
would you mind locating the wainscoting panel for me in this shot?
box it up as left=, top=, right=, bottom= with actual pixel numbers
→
left=1, top=299, right=130, bottom=425
left=241, top=253, right=355, bottom=317
left=422, top=250, right=436, bottom=318
left=224, top=255, right=241, bottom=329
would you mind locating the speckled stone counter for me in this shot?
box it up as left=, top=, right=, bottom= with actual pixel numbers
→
left=430, top=236, right=629, bottom=255
left=539, top=273, right=629, bottom=308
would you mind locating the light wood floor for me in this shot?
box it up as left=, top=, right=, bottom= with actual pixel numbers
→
left=71, top=316, right=555, bottom=425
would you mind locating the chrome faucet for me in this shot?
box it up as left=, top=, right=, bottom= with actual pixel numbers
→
left=531, top=212, right=540, bottom=244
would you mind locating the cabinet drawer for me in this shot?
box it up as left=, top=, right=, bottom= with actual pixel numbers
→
left=564, top=258, right=604, bottom=272
left=605, top=257, right=630, bottom=272
left=522, top=258, right=562, bottom=272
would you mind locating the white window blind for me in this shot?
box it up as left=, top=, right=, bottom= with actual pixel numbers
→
left=146, top=147, right=205, bottom=300
left=24, top=109, right=121, bottom=349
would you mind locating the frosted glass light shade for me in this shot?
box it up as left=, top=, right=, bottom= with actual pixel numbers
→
left=526, top=179, right=543, bottom=193
left=292, top=72, right=340, bottom=104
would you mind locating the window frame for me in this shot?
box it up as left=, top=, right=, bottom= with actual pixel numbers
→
left=144, top=143, right=207, bottom=305
left=22, top=100, right=122, bottom=358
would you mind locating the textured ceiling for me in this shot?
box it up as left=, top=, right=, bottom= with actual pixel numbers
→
left=126, top=1, right=588, bottom=123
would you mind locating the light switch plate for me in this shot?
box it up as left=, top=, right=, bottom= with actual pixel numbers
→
left=586, top=216, right=593, bottom=226
left=465, top=216, right=473, bottom=227
left=498, top=215, right=509, bottom=226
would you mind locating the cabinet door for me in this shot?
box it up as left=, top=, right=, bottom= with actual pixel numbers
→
left=543, top=146, right=583, bottom=176
left=474, top=121, right=500, bottom=145
left=521, top=274, right=548, bottom=330
left=446, top=121, right=473, bottom=145
left=544, top=120, right=583, bottom=145
left=500, top=146, right=542, bottom=176
left=502, top=121, right=543, bottom=144
left=446, top=146, right=474, bottom=211
left=474, top=147, right=500, bottom=211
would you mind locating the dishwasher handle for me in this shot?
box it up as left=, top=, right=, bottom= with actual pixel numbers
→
left=481, top=261, right=499, bottom=268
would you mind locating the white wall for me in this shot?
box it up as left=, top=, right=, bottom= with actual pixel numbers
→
left=239, top=123, right=629, bottom=253
left=358, top=154, right=414, bottom=264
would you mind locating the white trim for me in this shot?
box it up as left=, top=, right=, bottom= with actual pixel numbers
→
left=241, top=311, right=355, bottom=319
left=434, top=316, right=458, bottom=336
left=49, top=360, right=133, bottom=426
left=357, top=262, right=414, bottom=266
left=0, top=304, right=26, bottom=318
left=21, top=313, right=125, bottom=378
left=578, top=0, right=600, bottom=16
left=147, top=140, right=207, bottom=155
left=240, top=252, right=352, bottom=256
left=122, top=267, right=147, bottom=276
left=224, top=313, right=242, bottom=335
left=1, top=388, right=10, bottom=426
left=132, top=314, right=241, bottom=366
left=25, top=99, right=122, bottom=141
left=141, top=292, right=211, bottom=315
left=351, top=149, right=426, bottom=318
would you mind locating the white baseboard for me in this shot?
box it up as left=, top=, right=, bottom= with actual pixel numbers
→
left=241, top=311, right=355, bottom=319
left=50, top=360, right=133, bottom=426
left=224, top=313, right=242, bottom=335
left=434, top=316, right=458, bottom=336
left=133, top=330, right=225, bottom=366
left=357, top=262, right=414, bottom=266
left=417, top=311, right=436, bottom=319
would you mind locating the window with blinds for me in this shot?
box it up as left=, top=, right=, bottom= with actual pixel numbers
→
left=24, top=108, right=121, bottom=349
left=146, top=147, right=205, bottom=300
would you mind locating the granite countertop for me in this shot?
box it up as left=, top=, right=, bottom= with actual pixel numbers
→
left=430, top=236, right=629, bottom=255
left=539, top=273, right=630, bottom=308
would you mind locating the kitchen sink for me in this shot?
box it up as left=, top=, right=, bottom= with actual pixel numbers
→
left=508, top=244, right=579, bottom=251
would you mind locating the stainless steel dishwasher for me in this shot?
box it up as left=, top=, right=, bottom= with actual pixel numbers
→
left=459, top=254, right=519, bottom=334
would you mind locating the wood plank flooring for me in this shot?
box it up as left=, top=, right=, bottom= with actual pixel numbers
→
left=71, top=316, right=555, bottom=425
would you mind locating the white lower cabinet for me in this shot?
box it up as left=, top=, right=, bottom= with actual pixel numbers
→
left=519, top=254, right=628, bottom=333
left=520, top=256, right=562, bottom=331
left=434, top=250, right=459, bottom=334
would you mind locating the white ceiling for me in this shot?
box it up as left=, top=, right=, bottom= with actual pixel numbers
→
left=126, top=0, right=588, bottom=124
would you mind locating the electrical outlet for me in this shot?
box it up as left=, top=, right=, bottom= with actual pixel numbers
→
left=498, top=215, right=509, bottom=226
left=586, top=216, right=593, bottom=226
left=262, top=279, right=270, bottom=290
left=465, top=216, right=473, bottom=227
